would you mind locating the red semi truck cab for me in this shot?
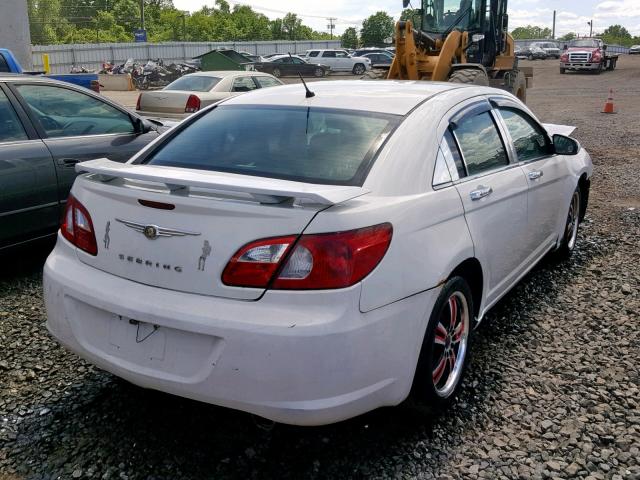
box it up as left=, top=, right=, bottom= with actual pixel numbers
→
left=560, top=38, right=618, bottom=74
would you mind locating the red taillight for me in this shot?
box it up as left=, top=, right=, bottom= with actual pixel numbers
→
left=222, top=224, right=393, bottom=290
left=136, top=93, right=142, bottom=111
left=61, top=194, right=98, bottom=256
left=222, top=235, right=297, bottom=288
left=185, top=94, right=201, bottom=113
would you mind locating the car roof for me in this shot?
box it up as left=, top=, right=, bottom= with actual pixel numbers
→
left=223, top=80, right=479, bottom=116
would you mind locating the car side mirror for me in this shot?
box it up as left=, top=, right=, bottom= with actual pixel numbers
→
left=602, top=44, right=607, bottom=50
left=133, top=116, right=152, bottom=134
left=553, top=134, right=579, bottom=155
left=563, top=44, right=568, bottom=50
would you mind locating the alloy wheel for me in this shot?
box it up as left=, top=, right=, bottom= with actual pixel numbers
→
left=566, top=190, right=580, bottom=250
left=431, top=291, right=470, bottom=398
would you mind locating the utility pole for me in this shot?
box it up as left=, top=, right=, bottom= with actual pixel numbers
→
left=326, top=17, right=336, bottom=39
left=140, top=0, right=145, bottom=30
left=552, top=10, right=556, bottom=39
left=587, top=20, right=593, bottom=38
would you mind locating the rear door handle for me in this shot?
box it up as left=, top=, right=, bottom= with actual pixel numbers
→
left=57, top=158, right=80, bottom=167
left=470, top=185, right=493, bottom=201
left=528, top=170, right=544, bottom=180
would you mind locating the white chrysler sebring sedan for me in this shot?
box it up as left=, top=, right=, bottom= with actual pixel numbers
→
left=44, top=81, right=592, bottom=425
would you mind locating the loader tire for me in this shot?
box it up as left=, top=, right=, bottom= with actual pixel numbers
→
left=510, top=70, right=527, bottom=103
left=448, top=69, right=490, bottom=86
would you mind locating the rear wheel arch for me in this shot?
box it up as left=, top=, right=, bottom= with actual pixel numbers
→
left=448, top=258, right=483, bottom=322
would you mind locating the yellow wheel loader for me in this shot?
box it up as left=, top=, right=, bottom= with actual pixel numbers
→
left=388, top=0, right=529, bottom=102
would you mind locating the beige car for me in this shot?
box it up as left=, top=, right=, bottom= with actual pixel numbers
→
left=135, top=71, right=283, bottom=119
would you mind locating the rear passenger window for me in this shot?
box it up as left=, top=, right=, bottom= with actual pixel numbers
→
left=499, top=108, right=552, bottom=161
left=255, top=77, right=281, bottom=88
left=231, top=77, right=258, bottom=92
left=453, top=112, right=508, bottom=176
left=0, top=89, right=28, bottom=142
left=0, top=54, right=10, bottom=73
left=308, top=51, right=319, bottom=57
left=322, top=51, right=336, bottom=58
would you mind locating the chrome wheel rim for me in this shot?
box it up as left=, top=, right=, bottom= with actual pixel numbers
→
left=432, top=292, right=470, bottom=398
left=354, top=65, right=364, bottom=75
left=315, top=68, right=323, bottom=77
left=566, top=191, right=580, bottom=250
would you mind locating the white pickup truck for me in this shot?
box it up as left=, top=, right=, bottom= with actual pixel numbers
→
left=304, top=49, right=372, bottom=75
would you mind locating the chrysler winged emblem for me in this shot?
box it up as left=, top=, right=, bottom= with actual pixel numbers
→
left=116, top=218, right=201, bottom=240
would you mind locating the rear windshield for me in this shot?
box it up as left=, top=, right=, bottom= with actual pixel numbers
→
left=143, top=105, right=400, bottom=185
left=165, top=75, right=220, bottom=92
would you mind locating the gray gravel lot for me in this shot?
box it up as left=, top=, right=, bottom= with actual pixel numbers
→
left=1, top=58, right=639, bottom=480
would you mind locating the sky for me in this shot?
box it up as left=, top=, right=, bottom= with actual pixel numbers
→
left=172, top=0, right=640, bottom=36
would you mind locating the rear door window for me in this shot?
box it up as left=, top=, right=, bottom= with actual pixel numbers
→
left=144, top=105, right=400, bottom=186
left=307, top=51, right=319, bottom=57
left=322, top=51, right=336, bottom=58
left=0, top=54, right=10, bottom=73
left=15, top=84, right=135, bottom=138
left=231, top=77, right=259, bottom=92
left=255, top=76, right=281, bottom=88
left=452, top=111, right=508, bottom=176
left=0, top=89, right=28, bottom=142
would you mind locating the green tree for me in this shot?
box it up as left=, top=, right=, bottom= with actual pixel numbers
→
left=341, top=27, right=359, bottom=48
left=558, top=32, right=576, bottom=42
left=601, top=24, right=633, bottom=46
left=282, top=12, right=303, bottom=40
left=360, top=11, right=394, bottom=47
left=511, top=25, right=552, bottom=39
left=400, top=8, right=421, bottom=28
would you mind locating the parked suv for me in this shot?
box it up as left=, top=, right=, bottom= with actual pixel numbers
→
left=304, top=49, right=371, bottom=75
left=531, top=42, right=561, bottom=59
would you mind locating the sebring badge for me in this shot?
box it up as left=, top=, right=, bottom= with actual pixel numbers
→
left=116, top=218, right=201, bottom=240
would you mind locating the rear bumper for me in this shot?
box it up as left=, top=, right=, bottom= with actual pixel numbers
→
left=44, top=237, right=438, bottom=425
left=560, top=62, right=600, bottom=70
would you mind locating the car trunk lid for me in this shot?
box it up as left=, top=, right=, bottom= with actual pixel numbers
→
left=71, top=159, right=368, bottom=300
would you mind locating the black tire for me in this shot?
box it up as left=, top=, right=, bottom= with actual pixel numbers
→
left=554, top=186, right=581, bottom=259
left=352, top=63, right=366, bottom=75
left=272, top=67, right=282, bottom=78
left=448, top=68, right=489, bottom=86
left=412, top=276, right=474, bottom=409
left=510, top=70, right=527, bottom=103
left=560, top=67, right=566, bottom=74
left=314, top=67, right=325, bottom=78
left=595, top=63, right=603, bottom=74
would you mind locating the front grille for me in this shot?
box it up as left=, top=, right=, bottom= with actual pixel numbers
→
left=569, top=52, right=590, bottom=62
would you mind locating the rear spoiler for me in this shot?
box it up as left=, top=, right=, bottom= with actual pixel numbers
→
left=543, top=123, right=576, bottom=136
left=76, top=158, right=369, bottom=206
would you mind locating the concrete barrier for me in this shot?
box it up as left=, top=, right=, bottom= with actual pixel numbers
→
left=98, top=74, right=135, bottom=91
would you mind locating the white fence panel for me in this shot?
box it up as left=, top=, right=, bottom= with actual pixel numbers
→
left=32, top=40, right=342, bottom=73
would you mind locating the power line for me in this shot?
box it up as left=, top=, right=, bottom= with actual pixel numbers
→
left=326, top=17, right=336, bottom=39
left=227, top=1, right=362, bottom=25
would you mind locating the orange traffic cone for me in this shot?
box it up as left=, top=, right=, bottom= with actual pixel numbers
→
left=602, top=89, right=617, bottom=114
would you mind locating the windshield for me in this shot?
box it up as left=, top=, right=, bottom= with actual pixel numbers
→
left=165, top=75, right=220, bottom=92
left=144, top=105, right=400, bottom=186
left=421, top=0, right=480, bottom=33
left=571, top=39, right=599, bottom=48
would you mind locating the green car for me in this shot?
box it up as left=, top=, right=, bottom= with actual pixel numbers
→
left=0, top=75, right=170, bottom=251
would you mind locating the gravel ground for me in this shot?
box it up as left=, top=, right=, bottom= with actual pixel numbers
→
left=1, top=57, right=639, bottom=480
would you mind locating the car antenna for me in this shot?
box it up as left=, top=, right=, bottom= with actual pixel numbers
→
left=288, top=52, right=315, bottom=98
